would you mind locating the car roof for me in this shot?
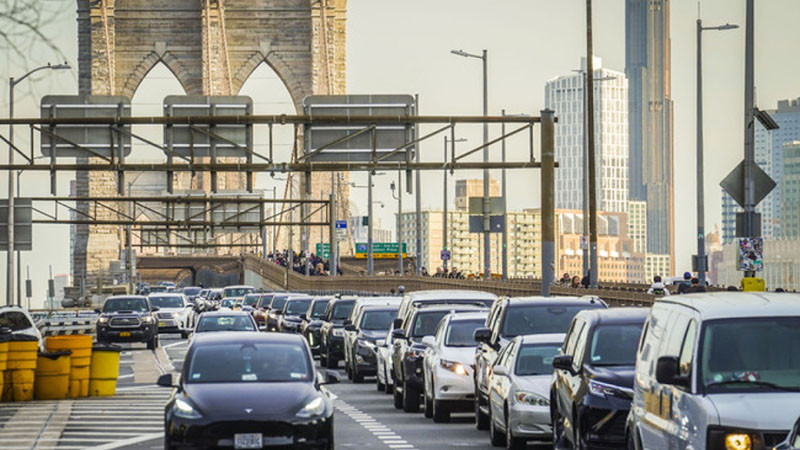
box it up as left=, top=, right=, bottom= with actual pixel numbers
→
left=506, top=296, right=606, bottom=307
left=405, top=290, right=497, bottom=300
left=224, top=285, right=254, bottom=289
left=519, top=333, right=567, bottom=345
left=106, top=295, right=148, bottom=301
left=286, top=296, right=313, bottom=301
left=413, top=304, right=487, bottom=314
left=191, top=331, right=304, bottom=346
left=199, top=311, right=253, bottom=318
left=148, top=293, right=183, bottom=297
left=447, top=311, right=489, bottom=321
left=360, top=305, right=399, bottom=312
left=574, top=307, right=650, bottom=325
left=656, top=292, right=800, bottom=320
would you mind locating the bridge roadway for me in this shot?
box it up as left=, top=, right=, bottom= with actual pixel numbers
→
left=0, top=335, right=542, bottom=450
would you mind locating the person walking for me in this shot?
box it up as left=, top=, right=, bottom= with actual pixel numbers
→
left=647, top=276, right=670, bottom=296
left=677, top=272, right=692, bottom=294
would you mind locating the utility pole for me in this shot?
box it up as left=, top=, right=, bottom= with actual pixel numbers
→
left=481, top=51, right=490, bottom=280
left=743, top=0, right=756, bottom=278
left=415, top=94, right=423, bottom=275
left=443, top=136, right=449, bottom=273
left=501, top=110, right=508, bottom=280
left=541, top=110, right=556, bottom=296
left=395, top=171, right=403, bottom=275
left=586, top=0, right=599, bottom=288
left=368, top=170, right=374, bottom=275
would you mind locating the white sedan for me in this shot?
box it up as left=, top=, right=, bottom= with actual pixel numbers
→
left=422, top=311, right=488, bottom=423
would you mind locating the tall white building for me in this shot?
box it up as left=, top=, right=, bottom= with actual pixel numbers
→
left=545, top=57, right=629, bottom=213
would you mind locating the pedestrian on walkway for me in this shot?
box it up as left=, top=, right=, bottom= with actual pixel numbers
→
left=677, top=272, right=692, bottom=294
left=647, top=276, right=670, bottom=296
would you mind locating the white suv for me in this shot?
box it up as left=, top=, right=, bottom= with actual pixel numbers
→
left=0, top=306, right=42, bottom=347
left=148, top=293, right=193, bottom=338
left=627, top=292, right=800, bottom=450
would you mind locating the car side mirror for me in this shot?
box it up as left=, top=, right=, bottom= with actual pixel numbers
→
left=344, top=324, right=356, bottom=332
left=552, top=354, right=576, bottom=374
left=343, top=319, right=352, bottom=326
left=391, top=328, right=406, bottom=340
left=94, top=308, right=101, bottom=314
left=393, top=318, right=403, bottom=329
left=421, top=336, right=435, bottom=348
left=473, top=327, right=491, bottom=344
left=321, top=370, right=340, bottom=385
left=151, top=306, right=160, bottom=312
left=376, top=339, right=386, bottom=347
left=156, top=373, right=175, bottom=388
left=656, top=356, right=688, bottom=388
left=492, top=365, right=508, bottom=377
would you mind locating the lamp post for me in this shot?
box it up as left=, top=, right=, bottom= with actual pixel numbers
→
left=391, top=174, right=403, bottom=275
left=696, top=19, right=738, bottom=285
left=8, top=62, right=70, bottom=306
left=451, top=48, right=490, bottom=279
left=443, top=136, right=466, bottom=273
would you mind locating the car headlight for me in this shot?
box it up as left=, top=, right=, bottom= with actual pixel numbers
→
left=406, top=347, right=425, bottom=359
left=588, top=380, right=631, bottom=399
left=97, top=317, right=109, bottom=324
left=142, top=316, right=155, bottom=324
left=173, top=398, right=202, bottom=419
left=296, top=396, right=325, bottom=418
left=514, top=391, right=549, bottom=406
left=332, top=328, right=344, bottom=337
left=724, top=434, right=752, bottom=450
left=440, top=360, right=468, bottom=376
left=358, top=339, right=376, bottom=349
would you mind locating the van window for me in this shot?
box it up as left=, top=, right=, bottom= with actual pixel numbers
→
left=678, top=320, right=697, bottom=378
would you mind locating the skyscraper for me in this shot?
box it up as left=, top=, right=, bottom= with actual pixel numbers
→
left=625, top=0, right=674, bottom=267
left=545, top=57, right=629, bottom=214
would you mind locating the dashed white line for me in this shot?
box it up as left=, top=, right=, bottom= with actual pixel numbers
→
left=334, top=399, right=417, bottom=450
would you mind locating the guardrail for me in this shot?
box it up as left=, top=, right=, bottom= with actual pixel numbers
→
left=31, top=310, right=98, bottom=336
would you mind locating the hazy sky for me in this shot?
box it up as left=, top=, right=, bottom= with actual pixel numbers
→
left=1, top=0, right=800, bottom=305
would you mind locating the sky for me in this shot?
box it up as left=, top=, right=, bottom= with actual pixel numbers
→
left=1, top=0, right=800, bottom=306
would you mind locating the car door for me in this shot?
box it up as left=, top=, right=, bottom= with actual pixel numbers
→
left=554, top=318, right=586, bottom=438
left=668, top=316, right=701, bottom=450
left=426, top=318, right=447, bottom=394
left=476, top=302, right=505, bottom=397
left=489, top=340, right=515, bottom=423
left=636, top=306, right=675, bottom=449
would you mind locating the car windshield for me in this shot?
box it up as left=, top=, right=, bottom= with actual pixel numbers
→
left=515, top=344, right=562, bottom=376
left=148, top=296, right=184, bottom=309
left=445, top=319, right=485, bottom=347
left=150, top=286, right=167, bottom=293
left=331, top=302, right=354, bottom=320
left=221, top=299, right=235, bottom=308
left=271, top=296, right=289, bottom=311
left=701, top=317, right=800, bottom=393
left=183, top=287, right=201, bottom=295
left=501, top=305, right=600, bottom=338
left=589, top=324, right=644, bottom=366
left=103, top=298, right=149, bottom=313
left=224, top=287, right=253, bottom=298
left=360, top=309, right=398, bottom=330
left=311, top=300, right=330, bottom=318
left=257, top=294, right=274, bottom=308
left=243, top=294, right=260, bottom=306
left=196, top=316, right=256, bottom=332
left=412, top=311, right=450, bottom=338
left=187, top=342, right=311, bottom=383
left=285, top=299, right=312, bottom=316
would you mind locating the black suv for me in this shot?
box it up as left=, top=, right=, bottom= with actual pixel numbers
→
left=392, top=304, right=487, bottom=413
left=473, top=296, right=607, bottom=429
left=344, top=305, right=399, bottom=383
left=319, top=297, right=355, bottom=368
left=278, top=296, right=312, bottom=333
left=301, top=296, right=332, bottom=356
left=551, top=308, right=648, bottom=449
left=96, top=295, right=160, bottom=349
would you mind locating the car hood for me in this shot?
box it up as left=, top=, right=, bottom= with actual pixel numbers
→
left=284, top=315, right=303, bottom=322
left=156, top=307, right=186, bottom=313
left=708, top=392, right=800, bottom=430
left=513, top=374, right=552, bottom=397
left=585, top=365, right=635, bottom=389
left=185, top=382, right=320, bottom=419
left=358, top=330, right=386, bottom=340
left=441, top=346, right=477, bottom=366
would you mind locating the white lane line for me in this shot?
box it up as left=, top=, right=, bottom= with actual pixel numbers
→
left=162, top=341, right=188, bottom=349
left=334, top=399, right=417, bottom=450
left=86, top=432, right=163, bottom=450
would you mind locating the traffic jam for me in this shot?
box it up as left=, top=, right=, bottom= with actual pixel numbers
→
left=81, top=284, right=800, bottom=449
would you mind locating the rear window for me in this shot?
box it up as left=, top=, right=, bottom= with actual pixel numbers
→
left=311, top=300, right=330, bottom=318
left=360, top=309, right=398, bottom=331
left=501, top=304, right=601, bottom=338
left=196, top=315, right=256, bottom=332
left=271, top=296, right=289, bottom=311
left=445, top=318, right=485, bottom=347
left=257, top=294, right=274, bottom=308
left=183, top=287, right=201, bottom=295
left=412, top=311, right=450, bottom=338
left=515, top=344, right=562, bottom=376
left=0, top=311, right=33, bottom=331
left=224, top=287, right=254, bottom=298
left=589, top=323, right=644, bottom=366
left=285, top=299, right=312, bottom=316
left=243, top=294, right=260, bottom=306
left=103, top=297, right=149, bottom=313
left=331, top=302, right=354, bottom=320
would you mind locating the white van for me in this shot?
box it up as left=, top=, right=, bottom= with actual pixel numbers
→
left=627, top=292, right=800, bottom=450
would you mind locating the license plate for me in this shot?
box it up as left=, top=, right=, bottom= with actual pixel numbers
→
left=234, top=433, right=262, bottom=449
left=158, top=322, right=166, bottom=327
left=119, top=331, right=131, bottom=337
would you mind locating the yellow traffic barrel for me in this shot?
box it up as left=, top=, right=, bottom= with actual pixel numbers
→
left=34, top=351, right=72, bottom=400
left=89, top=344, right=122, bottom=397
left=4, top=335, right=39, bottom=401
left=46, top=335, right=93, bottom=398
left=0, top=333, right=10, bottom=396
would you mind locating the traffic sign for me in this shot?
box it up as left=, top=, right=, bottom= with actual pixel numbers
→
left=440, top=250, right=451, bottom=261
left=0, top=199, right=32, bottom=251
left=335, top=220, right=348, bottom=240
left=354, top=242, right=407, bottom=259
left=315, top=243, right=331, bottom=259
left=164, top=95, right=253, bottom=157
left=40, top=95, right=132, bottom=158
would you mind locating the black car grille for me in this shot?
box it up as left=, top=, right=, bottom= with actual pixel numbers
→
left=109, top=317, right=141, bottom=327
left=585, top=408, right=627, bottom=440
left=762, top=431, right=790, bottom=447
left=204, top=421, right=295, bottom=438
left=157, top=312, right=173, bottom=320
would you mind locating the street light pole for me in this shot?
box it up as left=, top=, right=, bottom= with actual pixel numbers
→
left=443, top=135, right=467, bottom=274
left=7, top=62, right=70, bottom=306
left=743, top=0, right=757, bottom=278
left=696, top=19, right=738, bottom=285
left=368, top=170, right=374, bottom=276
left=585, top=0, right=599, bottom=288
left=501, top=110, right=507, bottom=280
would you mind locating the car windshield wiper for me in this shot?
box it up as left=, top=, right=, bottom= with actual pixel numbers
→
left=705, top=379, right=800, bottom=392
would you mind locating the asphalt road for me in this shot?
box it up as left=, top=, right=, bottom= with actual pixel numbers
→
left=0, top=334, right=545, bottom=449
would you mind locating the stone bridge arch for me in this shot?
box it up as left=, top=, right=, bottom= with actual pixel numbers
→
left=74, top=0, right=348, bottom=281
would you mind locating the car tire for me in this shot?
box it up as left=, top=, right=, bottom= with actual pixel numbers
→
left=489, top=411, right=506, bottom=447
left=180, top=331, right=189, bottom=339
left=385, top=382, right=393, bottom=394
left=432, top=399, right=450, bottom=423
left=147, top=335, right=157, bottom=350
left=352, top=365, right=364, bottom=383
left=424, top=390, right=433, bottom=419
left=319, top=347, right=328, bottom=366
left=402, top=381, right=420, bottom=413
left=475, top=391, right=490, bottom=430
left=325, top=349, right=337, bottom=369
left=377, top=378, right=385, bottom=392
left=505, top=412, right=525, bottom=450
left=393, top=384, right=404, bottom=410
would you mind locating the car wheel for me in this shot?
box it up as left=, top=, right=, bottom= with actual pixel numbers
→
left=402, top=381, right=420, bottom=413
left=551, top=399, right=565, bottom=448
left=505, top=412, right=526, bottom=450
left=319, top=347, right=328, bottom=366
left=325, top=349, right=337, bottom=369
left=627, top=429, right=638, bottom=450
left=146, top=336, right=156, bottom=350
left=489, top=410, right=506, bottom=447
left=475, top=390, right=490, bottom=430
left=352, top=365, right=364, bottom=383
left=575, top=414, right=591, bottom=450
left=393, top=384, right=404, bottom=410
left=180, top=331, right=189, bottom=339
left=432, top=399, right=450, bottom=423
left=164, top=439, right=176, bottom=450
left=377, top=378, right=385, bottom=392
left=424, top=389, right=433, bottom=419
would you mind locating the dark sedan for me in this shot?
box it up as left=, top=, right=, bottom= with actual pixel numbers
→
left=302, top=297, right=332, bottom=356
left=160, top=332, right=339, bottom=449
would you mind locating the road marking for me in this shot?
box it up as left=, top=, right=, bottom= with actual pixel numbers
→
left=334, top=399, right=417, bottom=450
left=162, top=340, right=188, bottom=349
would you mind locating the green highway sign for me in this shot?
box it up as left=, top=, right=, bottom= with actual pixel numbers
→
left=354, top=242, right=407, bottom=259
left=315, top=243, right=331, bottom=259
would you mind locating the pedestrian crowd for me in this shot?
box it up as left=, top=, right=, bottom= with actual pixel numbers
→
left=266, top=250, right=343, bottom=276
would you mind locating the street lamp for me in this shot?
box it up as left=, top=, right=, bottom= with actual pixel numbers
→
left=8, top=62, right=70, bottom=306
left=451, top=48, right=490, bottom=279
left=696, top=19, right=738, bottom=285
left=390, top=175, right=404, bottom=274
left=443, top=136, right=467, bottom=272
